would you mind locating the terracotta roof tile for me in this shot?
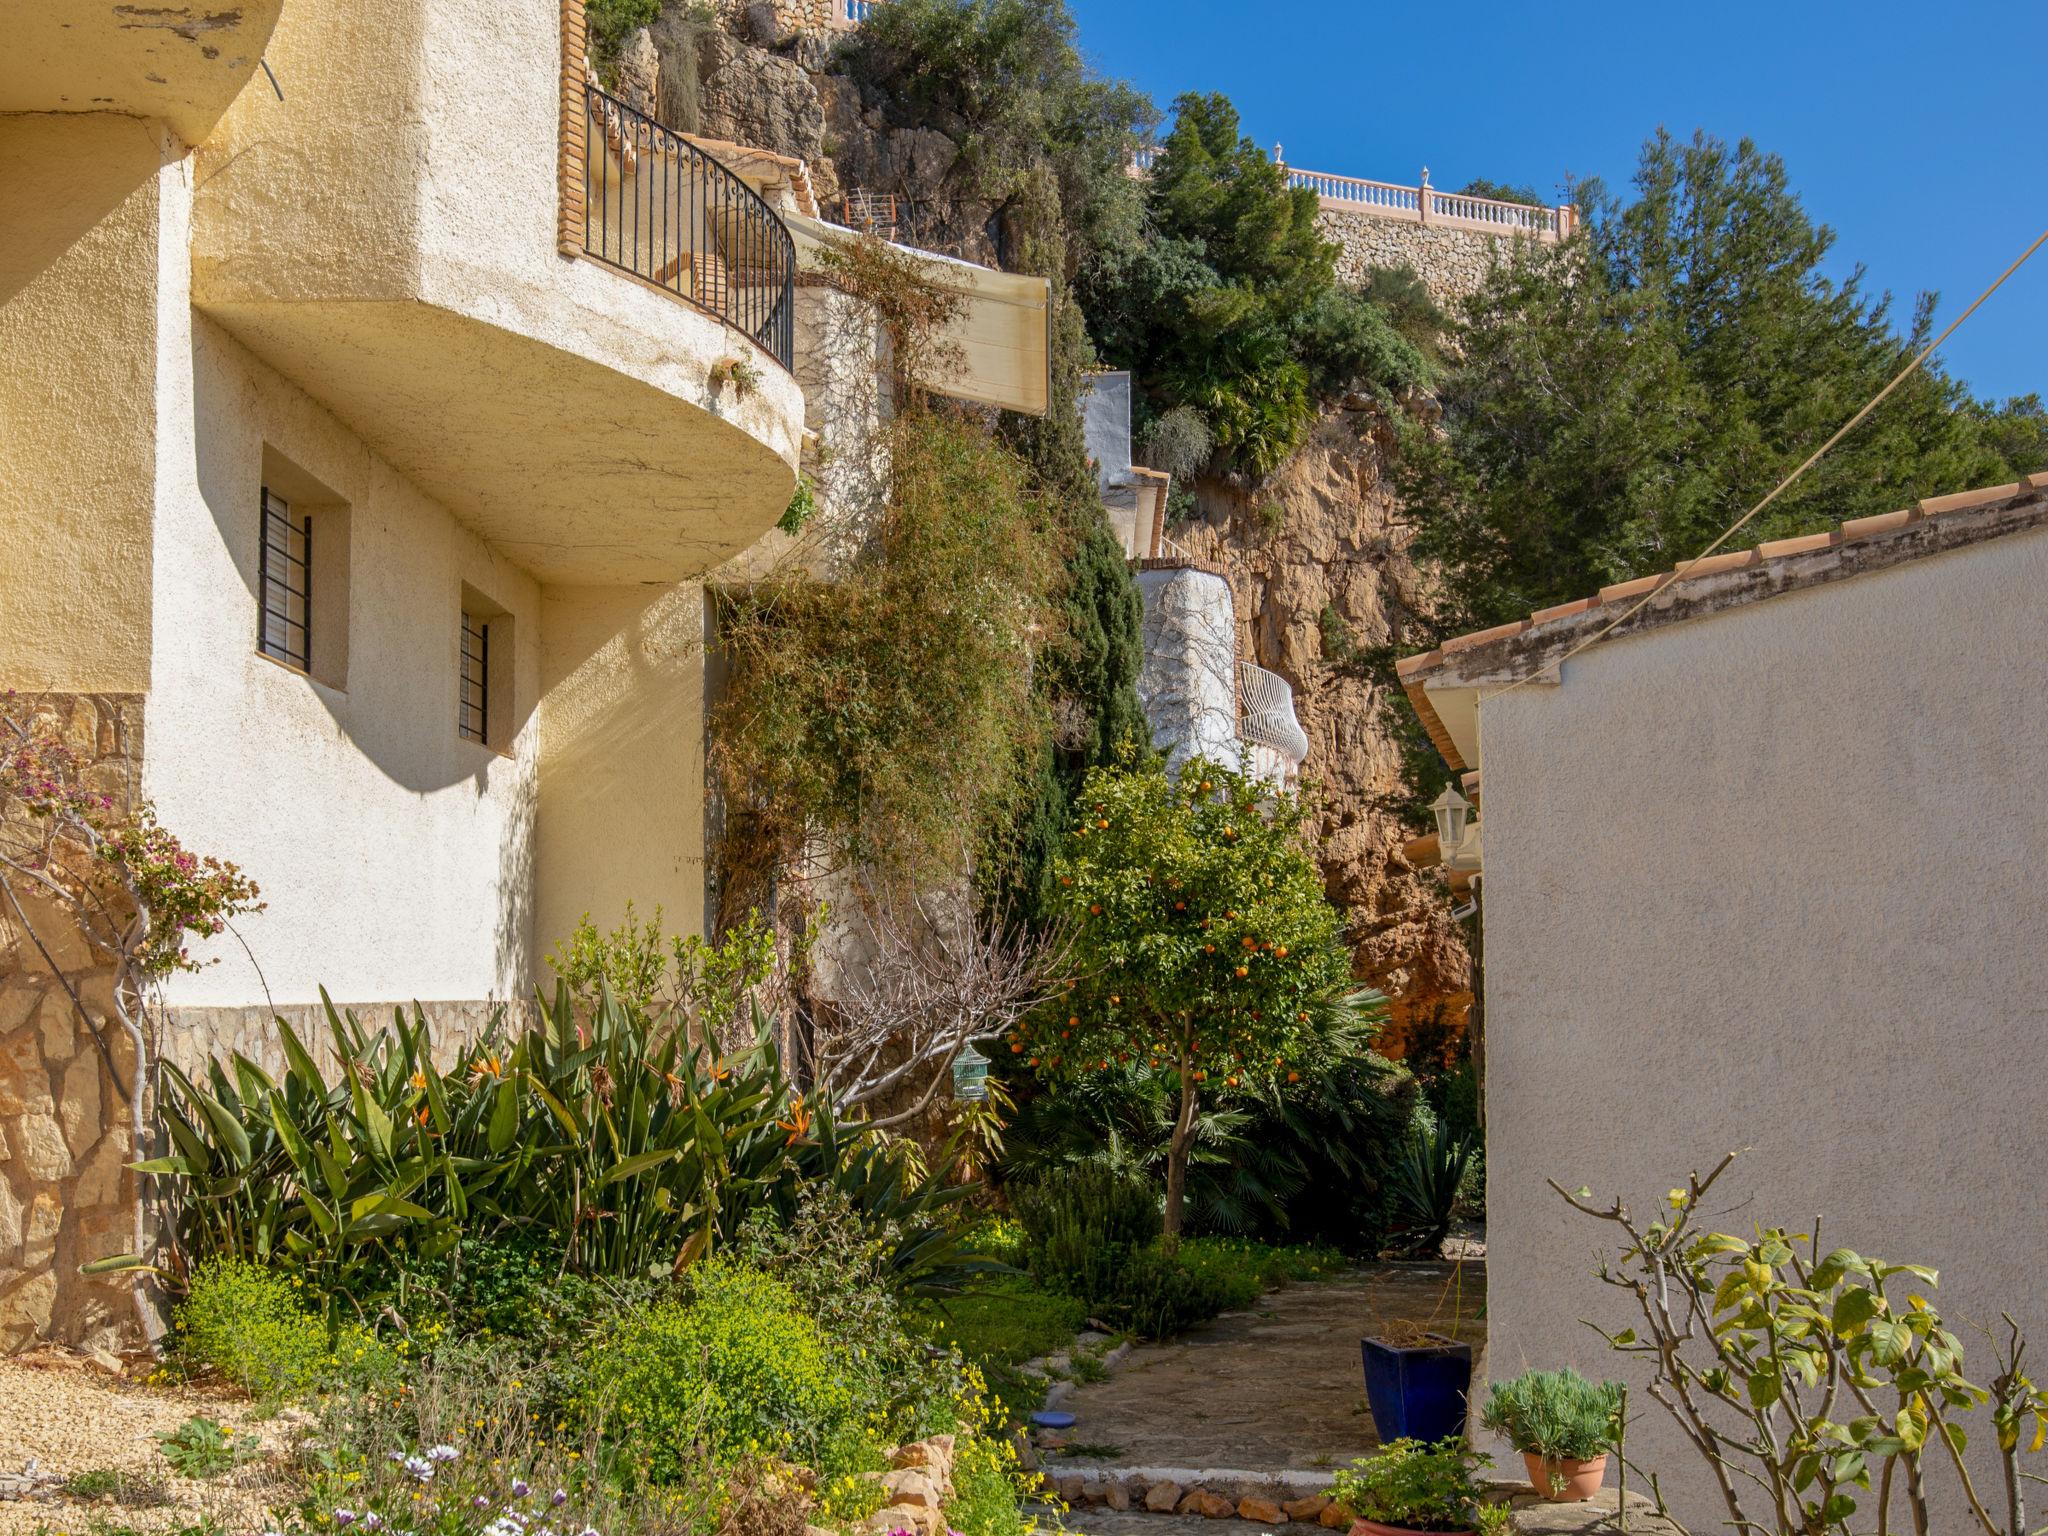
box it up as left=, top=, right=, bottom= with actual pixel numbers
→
left=1597, top=574, right=1665, bottom=603
left=1442, top=618, right=1531, bottom=655
left=1757, top=529, right=1841, bottom=558
left=1919, top=483, right=2019, bottom=516
left=1674, top=548, right=1763, bottom=580
left=1396, top=477, right=2046, bottom=701
left=1838, top=508, right=1919, bottom=539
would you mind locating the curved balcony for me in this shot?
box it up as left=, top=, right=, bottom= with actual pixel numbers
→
left=578, top=84, right=795, bottom=370
left=1237, top=661, right=1310, bottom=786
left=189, top=0, right=804, bottom=587
left=1, top=0, right=284, bottom=145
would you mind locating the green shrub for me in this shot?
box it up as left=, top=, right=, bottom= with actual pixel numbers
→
left=1327, top=1438, right=1492, bottom=1533
left=945, top=1428, right=1038, bottom=1536
left=1480, top=1367, right=1621, bottom=1461
left=156, top=1415, right=258, bottom=1480
left=146, top=984, right=976, bottom=1324
left=736, top=1188, right=961, bottom=1444
left=1386, top=1123, right=1477, bottom=1255
left=590, top=1259, right=867, bottom=1489
left=1105, top=1248, right=1234, bottom=1339
left=1012, top=1164, right=1160, bottom=1306
left=175, top=1258, right=382, bottom=1399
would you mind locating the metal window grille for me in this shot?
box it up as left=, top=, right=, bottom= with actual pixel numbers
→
left=459, top=610, right=489, bottom=745
left=258, top=487, right=311, bottom=671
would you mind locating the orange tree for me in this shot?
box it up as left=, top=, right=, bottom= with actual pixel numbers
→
left=1019, top=754, right=1355, bottom=1244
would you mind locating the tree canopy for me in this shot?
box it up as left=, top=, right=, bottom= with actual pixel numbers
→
left=1025, top=755, right=1357, bottom=1238
left=1401, top=128, right=2048, bottom=638
left=1083, top=93, right=1433, bottom=475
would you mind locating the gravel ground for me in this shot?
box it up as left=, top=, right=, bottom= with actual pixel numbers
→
left=0, top=1350, right=298, bottom=1536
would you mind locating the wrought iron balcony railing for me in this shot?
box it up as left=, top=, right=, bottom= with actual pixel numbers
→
left=580, top=81, right=796, bottom=370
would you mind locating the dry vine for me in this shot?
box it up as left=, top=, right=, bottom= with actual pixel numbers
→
left=804, top=886, right=1070, bottom=1129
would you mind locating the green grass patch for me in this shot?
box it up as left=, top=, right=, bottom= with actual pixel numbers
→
left=911, top=1272, right=1089, bottom=1426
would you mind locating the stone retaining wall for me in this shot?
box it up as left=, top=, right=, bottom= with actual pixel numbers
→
left=1, top=694, right=144, bottom=1352
left=712, top=0, right=842, bottom=35
left=1317, top=208, right=1548, bottom=305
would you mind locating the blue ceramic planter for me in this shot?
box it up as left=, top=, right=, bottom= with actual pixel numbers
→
left=1360, top=1333, right=1473, bottom=1445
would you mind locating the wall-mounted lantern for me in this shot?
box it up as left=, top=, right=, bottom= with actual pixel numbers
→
left=1431, top=786, right=1470, bottom=853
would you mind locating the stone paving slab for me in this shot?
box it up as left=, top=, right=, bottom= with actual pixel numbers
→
left=1047, top=1262, right=1486, bottom=1473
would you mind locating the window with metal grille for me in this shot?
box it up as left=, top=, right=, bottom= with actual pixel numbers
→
left=258, top=487, right=311, bottom=670
left=458, top=609, right=489, bottom=744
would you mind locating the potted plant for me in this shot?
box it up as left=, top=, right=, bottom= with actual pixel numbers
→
left=1479, top=1366, right=1622, bottom=1502
left=1361, top=1261, right=1476, bottom=1444
left=1327, top=1437, right=1506, bottom=1536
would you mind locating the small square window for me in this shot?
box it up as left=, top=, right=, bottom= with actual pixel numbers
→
left=258, top=487, right=311, bottom=671
left=257, top=449, right=350, bottom=689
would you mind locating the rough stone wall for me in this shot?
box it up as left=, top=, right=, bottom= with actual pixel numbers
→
left=711, top=0, right=841, bottom=36
left=1168, top=413, right=1471, bottom=1046
left=0, top=694, right=143, bottom=1353
left=1317, top=209, right=1544, bottom=305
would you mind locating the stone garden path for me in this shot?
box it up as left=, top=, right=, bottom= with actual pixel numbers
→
left=1040, top=1260, right=1685, bottom=1534
left=1053, top=1261, right=1487, bottom=1474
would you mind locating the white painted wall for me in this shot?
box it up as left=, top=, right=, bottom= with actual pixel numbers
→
left=533, top=583, right=710, bottom=964
left=148, top=178, right=541, bottom=1008
left=1478, top=526, right=2048, bottom=1527
left=1137, top=567, right=1242, bottom=778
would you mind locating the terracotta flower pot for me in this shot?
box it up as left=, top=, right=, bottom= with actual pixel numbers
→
left=1522, top=1451, right=1608, bottom=1502
left=1348, top=1521, right=1476, bottom=1536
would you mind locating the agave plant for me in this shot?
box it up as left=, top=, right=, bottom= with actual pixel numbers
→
left=124, top=982, right=981, bottom=1302
left=1385, top=1122, right=1478, bottom=1256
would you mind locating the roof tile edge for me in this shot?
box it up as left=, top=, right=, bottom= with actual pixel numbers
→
left=1398, top=478, right=2048, bottom=696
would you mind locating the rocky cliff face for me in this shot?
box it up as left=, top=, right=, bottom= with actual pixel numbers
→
left=1168, top=406, right=1472, bottom=1048
left=640, top=10, right=1471, bottom=1048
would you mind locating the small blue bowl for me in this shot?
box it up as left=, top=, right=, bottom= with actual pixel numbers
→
left=1030, top=1410, right=1077, bottom=1430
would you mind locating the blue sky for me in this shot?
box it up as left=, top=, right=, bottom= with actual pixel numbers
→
left=1063, top=0, right=2046, bottom=404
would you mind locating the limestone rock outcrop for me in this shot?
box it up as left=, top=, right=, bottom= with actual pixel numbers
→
left=1171, top=407, right=1472, bottom=1046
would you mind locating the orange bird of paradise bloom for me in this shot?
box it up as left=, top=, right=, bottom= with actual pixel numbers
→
left=777, top=1097, right=812, bottom=1147
left=470, top=1054, right=504, bottom=1080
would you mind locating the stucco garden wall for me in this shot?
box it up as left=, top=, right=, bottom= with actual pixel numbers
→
left=1478, top=525, right=2048, bottom=1527
left=1317, top=208, right=1544, bottom=304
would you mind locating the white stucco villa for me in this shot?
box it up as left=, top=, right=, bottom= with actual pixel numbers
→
left=0, top=0, right=1048, bottom=1349
left=1398, top=474, right=2048, bottom=1525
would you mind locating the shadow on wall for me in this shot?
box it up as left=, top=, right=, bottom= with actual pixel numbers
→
left=185, top=329, right=541, bottom=798
left=0, top=116, right=162, bottom=308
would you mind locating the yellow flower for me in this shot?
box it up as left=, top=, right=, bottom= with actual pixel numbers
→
left=1667, top=1188, right=1689, bottom=1209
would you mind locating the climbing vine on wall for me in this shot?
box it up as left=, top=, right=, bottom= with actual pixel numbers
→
left=712, top=408, right=1062, bottom=886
